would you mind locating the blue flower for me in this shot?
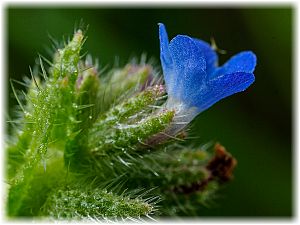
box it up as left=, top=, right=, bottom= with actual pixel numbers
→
left=159, top=23, right=256, bottom=123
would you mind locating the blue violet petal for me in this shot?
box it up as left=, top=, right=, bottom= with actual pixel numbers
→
left=158, top=23, right=256, bottom=129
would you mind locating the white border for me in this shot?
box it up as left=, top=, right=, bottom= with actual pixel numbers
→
left=0, top=1, right=298, bottom=225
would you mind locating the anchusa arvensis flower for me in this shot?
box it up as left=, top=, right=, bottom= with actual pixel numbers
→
left=159, top=23, right=256, bottom=134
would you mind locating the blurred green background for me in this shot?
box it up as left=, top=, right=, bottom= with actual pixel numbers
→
left=7, top=6, right=293, bottom=217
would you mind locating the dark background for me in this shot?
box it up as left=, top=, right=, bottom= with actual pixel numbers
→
left=7, top=6, right=293, bottom=217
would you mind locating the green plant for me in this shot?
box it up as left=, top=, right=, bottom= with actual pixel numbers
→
left=6, top=24, right=252, bottom=221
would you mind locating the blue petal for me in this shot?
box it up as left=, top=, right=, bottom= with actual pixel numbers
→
left=193, top=38, right=218, bottom=75
left=212, top=51, right=257, bottom=78
left=159, top=23, right=174, bottom=94
left=168, top=35, right=207, bottom=103
left=194, top=72, right=255, bottom=112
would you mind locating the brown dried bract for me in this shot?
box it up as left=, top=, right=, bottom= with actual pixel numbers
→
left=206, top=143, right=237, bottom=183
left=171, top=143, right=237, bottom=195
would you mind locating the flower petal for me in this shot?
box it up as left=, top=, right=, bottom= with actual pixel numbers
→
left=168, top=35, right=207, bottom=102
left=159, top=23, right=174, bottom=94
left=212, top=51, right=257, bottom=78
left=193, top=38, right=218, bottom=75
left=195, top=72, right=255, bottom=112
